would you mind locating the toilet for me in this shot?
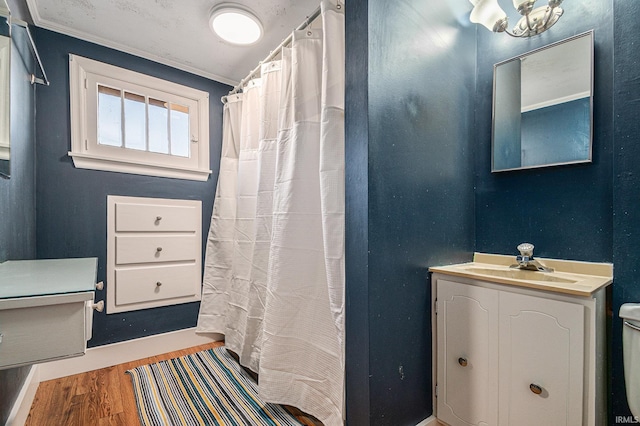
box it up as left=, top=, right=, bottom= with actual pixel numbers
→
left=620, top=303, right=640, bottom=417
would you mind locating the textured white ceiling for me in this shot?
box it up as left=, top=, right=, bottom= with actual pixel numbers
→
left=23, top=0, right=319, bottom=86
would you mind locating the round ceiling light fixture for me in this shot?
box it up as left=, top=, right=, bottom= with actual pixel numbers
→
left=209, top=4, right=263, bottom=46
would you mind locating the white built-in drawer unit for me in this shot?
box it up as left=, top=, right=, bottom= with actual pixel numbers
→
left=107, top=196, right=202, bottom=313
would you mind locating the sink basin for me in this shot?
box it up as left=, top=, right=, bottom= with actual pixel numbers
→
left=462, top=267, right=578, bottom=284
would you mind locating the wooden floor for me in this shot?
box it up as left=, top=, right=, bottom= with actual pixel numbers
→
left=25, top=341, right=319, bottom=426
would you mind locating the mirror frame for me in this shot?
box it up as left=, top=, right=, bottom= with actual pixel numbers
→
left=491, top=30, right=594, bottom=173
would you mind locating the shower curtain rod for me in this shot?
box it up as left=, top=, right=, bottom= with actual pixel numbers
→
left=9, top=16, right=50, bottom=86
left=222, top=4, right=322, bottom=103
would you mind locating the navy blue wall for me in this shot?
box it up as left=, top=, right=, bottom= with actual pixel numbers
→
left=612, top=0, right=640, bottom=420
left=345, top=0, right=476, bottom=424
left=32, top=28, right=230, bottom=348
left=0, top=23, right=36, bottom=425
left=0, top=25, right=35, bottom=263
left=474, top=2, right=613, bottom=261
left=344, top=0, right=370, bottom=422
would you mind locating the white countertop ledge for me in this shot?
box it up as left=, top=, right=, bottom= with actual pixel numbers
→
left=429, top=252, right=613, bottom=297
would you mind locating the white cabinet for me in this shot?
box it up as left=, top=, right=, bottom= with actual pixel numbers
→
left=0, top=258, right=98, bottom=369
left=107, top=196, right=202, bottom=313
left=437, top=281, right=499, bottom=426
left=434, top=275, right=606, bottom=426
left=499, top=291, right=584, bottom=426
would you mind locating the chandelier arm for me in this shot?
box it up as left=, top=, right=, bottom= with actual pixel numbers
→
left=525, top=13, right=534, bottom=31
left=541, top=6, right=556, bottom=29
left=503, top=28, right=520, bottom=38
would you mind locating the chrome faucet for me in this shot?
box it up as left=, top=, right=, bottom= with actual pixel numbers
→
left=512, top=243, right=554, bottom=272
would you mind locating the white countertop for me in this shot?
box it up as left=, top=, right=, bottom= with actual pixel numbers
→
left=429, top=252, right=613, bottom=297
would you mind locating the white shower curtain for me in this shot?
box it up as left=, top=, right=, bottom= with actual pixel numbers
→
left=197, top=1, right=345, bottom=424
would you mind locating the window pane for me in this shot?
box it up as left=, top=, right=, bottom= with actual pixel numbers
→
left=124, top=92, right=146, bottom=151
left=148, top=98, right=169, bottom=154
left=170, top=103, right=190, bottom=158
left=98, top=85, right=122, bottom=147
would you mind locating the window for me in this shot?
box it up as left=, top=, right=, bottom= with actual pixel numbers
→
left=69, top=54, right=211, bottom=181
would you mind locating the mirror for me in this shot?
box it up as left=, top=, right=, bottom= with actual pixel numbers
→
left=492, top=31, right=594, bottom=172
left=0, top=0, right=9, bottom=178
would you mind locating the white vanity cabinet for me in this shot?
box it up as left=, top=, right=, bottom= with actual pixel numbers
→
left=0, top=258, right=98, bottom=369
left=431, top=254, right=611, bottom=426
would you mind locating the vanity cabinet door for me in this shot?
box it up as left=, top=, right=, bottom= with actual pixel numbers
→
left=437, top=280, right=499, bottom=426
left=498, top=292, right=584, bottom=426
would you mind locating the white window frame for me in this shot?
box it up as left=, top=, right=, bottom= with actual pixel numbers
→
left=68, top=54, right=211, bottom=181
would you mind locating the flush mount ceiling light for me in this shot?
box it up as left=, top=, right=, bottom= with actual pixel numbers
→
left=209, top=4, right=263, bottom=45
left=469, top=0, right=563, bottom=37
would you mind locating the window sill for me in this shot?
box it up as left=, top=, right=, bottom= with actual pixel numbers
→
left=68, top=152, right=211, bottom=181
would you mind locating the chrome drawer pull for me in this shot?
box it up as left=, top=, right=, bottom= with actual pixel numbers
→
left=458, top=357, right=468, bottom=367
left=530, top=383, right=543, bottom=395
left=624, top=321, right=640, bottom=332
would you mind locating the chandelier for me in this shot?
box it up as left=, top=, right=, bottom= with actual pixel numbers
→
left=469, top=0, right=563, bottom=37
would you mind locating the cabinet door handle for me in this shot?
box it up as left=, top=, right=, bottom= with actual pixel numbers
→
left=156, top=281, right=162, bottom=287
left=530, top=383, right=543, bottom=395
left=458, top=357, right=468, bottom=367
left=91, top=300, right=104, bottom=312
left=156, top=247, right=163, bottom=252
left=156, top=216, right=162, bottom=221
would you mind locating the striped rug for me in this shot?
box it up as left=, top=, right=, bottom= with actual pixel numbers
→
left=126, top=346, right=304, bottom=426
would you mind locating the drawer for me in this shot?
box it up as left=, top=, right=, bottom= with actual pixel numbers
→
left=115, top=264, right=200, bottom=306
left=0, top=297, right=87, bottom=369
left=115, top=202, right=199, bottom=232
left=115, top=235, right=198, bottom=265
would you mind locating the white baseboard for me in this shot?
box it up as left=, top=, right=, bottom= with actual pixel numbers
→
left=7, top=328, right=222, bottom=426
left=38, top=328, right=222, bottom=381
left=416, top=415, right=440, bottom=426
left=5, top=365, right=39, bottom=426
